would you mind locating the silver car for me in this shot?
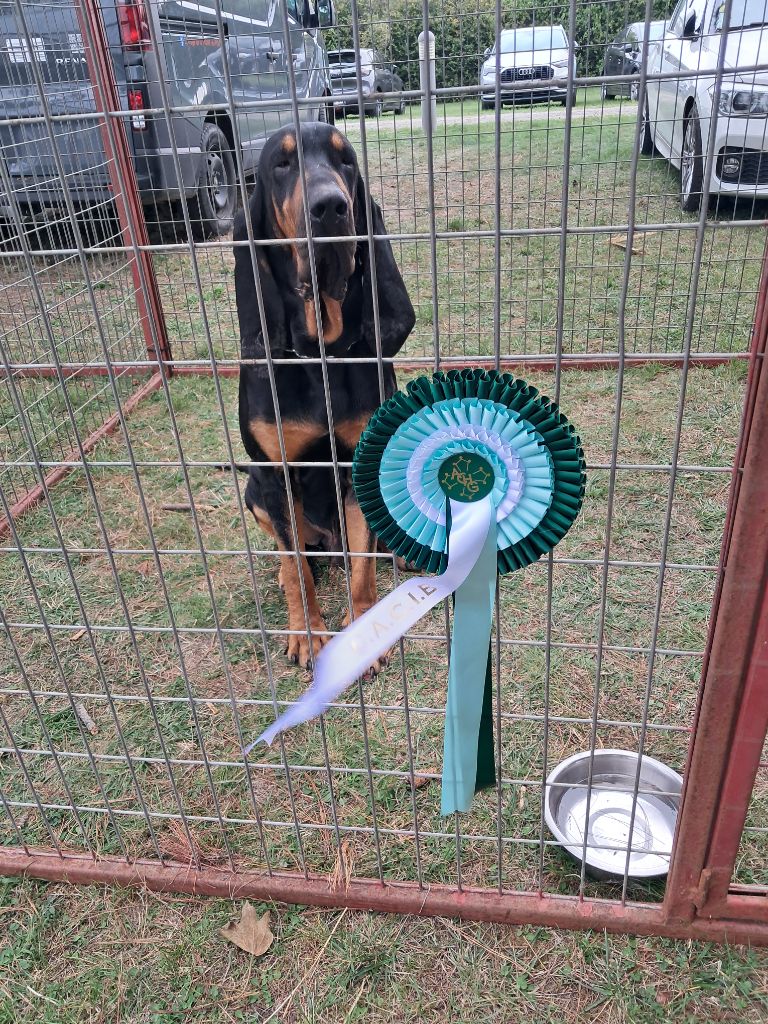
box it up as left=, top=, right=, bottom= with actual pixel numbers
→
left=480, top=26, right=576, bottom=108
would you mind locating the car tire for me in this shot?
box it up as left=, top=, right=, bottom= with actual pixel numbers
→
left=318, top=94, right=335, bottom=125
left=680, top=107, right=704, bottom=213
left=396, top=97, right=405, bottom=114
left=481, top=99, right=495, bottom=110
left=189, top=123, right=236, bottom=239
left=640, top=94, right=655, bottom=156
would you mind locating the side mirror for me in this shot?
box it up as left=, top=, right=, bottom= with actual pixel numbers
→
left=301, top=0, right=319, bottom=28
left=317, top=0, right=335, bottom=27
left=682, top=11, right=698, bottom=38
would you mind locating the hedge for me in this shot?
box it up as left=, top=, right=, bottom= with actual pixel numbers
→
left=325, top=0, right=669, bottom=88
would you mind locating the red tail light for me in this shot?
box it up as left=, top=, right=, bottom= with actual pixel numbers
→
left=118, top=1, right=150, bottom=49
left=127, top=87, right=147, bottom=130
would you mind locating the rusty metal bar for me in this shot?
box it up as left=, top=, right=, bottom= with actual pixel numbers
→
left=1, top=847, right=768, bottom=946
left=76, top=0, right=171, bottom=368
left=1, top=353, right=749, bottom=381
left=663, top=240, right=768, bottom=928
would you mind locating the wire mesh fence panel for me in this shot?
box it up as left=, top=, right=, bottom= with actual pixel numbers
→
left=1, top=0, right=768, bottom=934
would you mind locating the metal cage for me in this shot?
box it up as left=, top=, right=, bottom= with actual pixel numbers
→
left=1, top=0, right=768, bottom=943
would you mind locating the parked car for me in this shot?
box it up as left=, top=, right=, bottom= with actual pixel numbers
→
left=480, top=25, right=576, bottom=108
left=602, top=20, right=667, bottom=100
left=642, top=0, right=768, bottom=211
left=0, top=0, right=335, bottom=239
left=327, top=48, right=405, bottom=116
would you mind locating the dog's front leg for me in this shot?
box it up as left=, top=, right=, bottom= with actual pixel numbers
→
left=342, top=493, right=388, bottom=674
left=258, top=471, right=329, bottom=669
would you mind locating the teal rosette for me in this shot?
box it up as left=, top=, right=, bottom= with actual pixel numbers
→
left=352, top=369, right=585, bottom=575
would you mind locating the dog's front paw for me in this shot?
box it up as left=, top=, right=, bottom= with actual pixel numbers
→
left=285, top=620, right=328, bottom=670
left=341, top=606, right=390, bottom=677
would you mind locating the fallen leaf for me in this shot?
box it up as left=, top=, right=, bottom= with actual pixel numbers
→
left=409, top=773, right=431, bottom=790
left=70, top=628, right=86, bottom=642
left=219, top=903, right=274, bottom=957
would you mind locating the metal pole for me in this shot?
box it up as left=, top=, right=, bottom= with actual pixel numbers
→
left=418, top=30, right=436, bottom=137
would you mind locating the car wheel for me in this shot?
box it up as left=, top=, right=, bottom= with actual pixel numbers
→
left=396, top=97, right=405, bottom=114
left=640, top=94, right=654, bottom=156
left=190, top=123, right=236, bottom=239
left=318, top=94, right=335, bottom=125
left=481, top=99, right=494, bottom=110
left=680, top=107, right=704, bottom=213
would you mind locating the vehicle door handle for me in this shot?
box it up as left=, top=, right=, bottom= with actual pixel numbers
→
left=266, top=50, right=279, bottom=62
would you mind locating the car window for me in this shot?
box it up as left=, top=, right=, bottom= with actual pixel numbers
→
left=668, top=0, right=689, bottom=35
left=498, top=27, right=569, bottom=53
left=218, top=0, right=271, bottom=29
left=712, top=0, right=768, bottom=30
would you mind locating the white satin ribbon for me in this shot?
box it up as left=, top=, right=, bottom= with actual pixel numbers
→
left=246, top=495, right=495, bottom=752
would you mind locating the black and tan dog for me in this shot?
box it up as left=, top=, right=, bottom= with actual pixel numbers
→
left=234, top=122, right=415, bottom=670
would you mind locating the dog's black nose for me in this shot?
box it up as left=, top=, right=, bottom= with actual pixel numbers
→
left=309, top=187, right=349, bottom=231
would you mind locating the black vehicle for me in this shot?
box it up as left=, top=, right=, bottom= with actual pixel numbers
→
left=327, top=48, right=405, bottom=116
left=0, top=0, right=334, bottom=238
left=602, top=20, right=667, bottom=100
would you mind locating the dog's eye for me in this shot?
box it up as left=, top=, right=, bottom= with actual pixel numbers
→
left=342, top=155, right=354, bottom=168
left=275, top=158, right=291, bottom=171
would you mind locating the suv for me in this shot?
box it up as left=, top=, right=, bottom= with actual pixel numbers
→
left=328, top=48, right=405, bottom=116
left=642, top=0, right=768, bottom=210
left=0, top=0, right=335, bottom=238
left=480, top=25, right=575, bottom=108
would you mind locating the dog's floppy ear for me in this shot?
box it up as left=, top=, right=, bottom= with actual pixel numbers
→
left=355, top=176, right=415, bottom=357
left=234, top=178, right=286, bottom=361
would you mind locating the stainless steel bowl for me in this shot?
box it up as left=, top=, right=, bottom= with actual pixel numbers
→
left=544, top=749, right=683, bottom=880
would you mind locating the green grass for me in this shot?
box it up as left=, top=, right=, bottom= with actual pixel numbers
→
left=0, top=878, right=767, bottom=1023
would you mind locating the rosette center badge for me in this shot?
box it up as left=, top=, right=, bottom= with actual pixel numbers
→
left=246, top=370, right=586, bottom=816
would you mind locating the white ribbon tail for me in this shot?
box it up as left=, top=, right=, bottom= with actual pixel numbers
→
left=245, top=495, right=495, bottom=753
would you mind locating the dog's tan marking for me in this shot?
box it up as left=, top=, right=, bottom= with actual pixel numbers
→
left=341, top=495, right=386, bottom=673
left=248, top=499, right=327, bottom=668
left=282, top=132, right=296, bottom=154
left=321, top=294, right=344, bottom=342
left=330, top=169, right=352, bottom=207
left=248, top=419, right=325, bottom=463
left=330, top=130, right=345, bottom=151
left=334, top=413, right=370, bottom=451
left=304, top=298, right=318, bottom=340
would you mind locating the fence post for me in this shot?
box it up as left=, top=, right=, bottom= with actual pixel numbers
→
left=76, top=0, right=171, bottom=371
left=418, top=30, right=436, bottom=136
left=663, top=238, right=768, bottom=926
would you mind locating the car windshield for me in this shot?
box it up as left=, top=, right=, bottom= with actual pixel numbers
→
left=627, top=21, right=666, bottom=42
left=713, top=0, right=768, bottom=29
left=495, top=27, right=568, bottom=53
left=329, top=50, right=373, bottom=65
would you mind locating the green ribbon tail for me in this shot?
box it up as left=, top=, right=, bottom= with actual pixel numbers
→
left=474, top=644, right=496, bottom=793
left=441, top=507, right=498, bottom=816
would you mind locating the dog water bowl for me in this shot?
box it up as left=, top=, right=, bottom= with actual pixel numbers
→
left=544, top=749, right=683, bottom=880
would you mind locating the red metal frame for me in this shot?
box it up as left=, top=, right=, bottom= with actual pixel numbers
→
left=2, top=847, right=768, bottom=945
left=76, top=0, right=170, bottom=368
left=663, top=238, right=768, bottom=931
left=1, top=353, right=748, bottom=381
